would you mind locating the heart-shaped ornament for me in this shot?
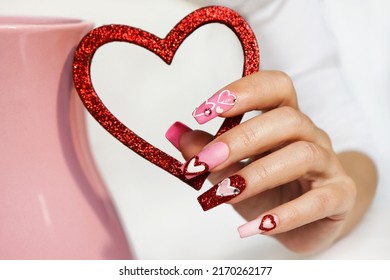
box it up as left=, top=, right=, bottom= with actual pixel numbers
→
left=73, top=6, right=259, bottom=190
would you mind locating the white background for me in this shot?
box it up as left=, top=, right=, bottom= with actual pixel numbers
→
left=1, top=0, right=389, bottom=259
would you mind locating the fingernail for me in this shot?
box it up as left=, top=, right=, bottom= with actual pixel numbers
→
left=197, top=175, right=246, bottom=211
left=238, top=214, right=279, bottom=238
left=192, top=89, right=237, bottom=124
left=165, top=121, right=192, bottom=150
left=182, top=142, right=229, bottom=179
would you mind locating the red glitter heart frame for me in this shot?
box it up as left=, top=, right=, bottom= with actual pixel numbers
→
left=73, top=6, right=259, bottom=190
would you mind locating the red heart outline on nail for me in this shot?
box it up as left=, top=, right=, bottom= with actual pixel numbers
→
left=259, top=215, right=277, bottom=231
left=73, top=6, right=259, bottom=190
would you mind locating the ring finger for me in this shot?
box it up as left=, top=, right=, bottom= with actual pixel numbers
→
left=196, top=141, right=345, bottom=211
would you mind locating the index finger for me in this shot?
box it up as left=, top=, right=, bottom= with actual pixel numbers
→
left=192, top=70, right=298, bottom=125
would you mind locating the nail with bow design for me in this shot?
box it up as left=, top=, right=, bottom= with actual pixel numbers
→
left=182, top=142, right=229, bottom=179
left=238, top=214, right=279, bottom=238
left=192, top=89, right=237, bottom=124
left=197, top=175, right=246, bottom=211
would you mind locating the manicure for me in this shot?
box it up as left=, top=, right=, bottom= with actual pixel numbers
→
left=197, top=175, right=246, bottom=211
left=182, top=142, right=229, bottom=179
left=238, top=214, right=279, bottom=238
left=165, top=121, right=192, bottom=150
left=192, top=89, right=237, bottom=124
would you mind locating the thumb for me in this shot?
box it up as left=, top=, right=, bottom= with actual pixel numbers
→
left=165, top=122, right=245, bottom=185
left=179, top=129, right=214, bottom=160
left=165, top=121, right=213, bottom=160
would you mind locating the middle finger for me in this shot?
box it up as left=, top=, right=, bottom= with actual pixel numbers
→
left=182, top=106, right=331, bottom=179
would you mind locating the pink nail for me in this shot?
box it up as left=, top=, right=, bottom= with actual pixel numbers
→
left=197, top=175, right=246, bottom=211
left=238, top=214, right=279, bottom=238
left=182, top=142, right=229, bottom=179
left=165, top=121, right=192, bottom=150
left=192, top=89, right=237, bottom=124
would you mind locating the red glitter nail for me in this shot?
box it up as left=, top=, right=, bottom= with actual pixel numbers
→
left=197, top=175, right=246, bottom=211
left=183, top=156, right=209, bottom=177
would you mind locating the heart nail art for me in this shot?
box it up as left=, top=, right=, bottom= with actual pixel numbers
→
left=73, top=6, right=259, bottom=191
left=259, top=214, right=277, bottom=232
left=216, top=178, right=240, bottom=196
left=192, top=90, right=237, bottom=125
left=217, top=90, right=237, bottom=105
left=197, top=175, right=246, bottom=211
left=238, top=214, right=279, bottom=238
left=182, top=142, right=229, bottom=180
left=183, top=156, right=209, bottom=176
left=216, top=106, right=224, bottom=114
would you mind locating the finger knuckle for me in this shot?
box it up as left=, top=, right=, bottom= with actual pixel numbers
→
left=314, top=190, right=334, bottom=213
left=237, top=124, right=261, bottom=147
left=275, top=71, right=294, bottom=90
left=279, top=106, right=309, bottom=130
left=286, top=204, right=300, bottom=221
left=297, top=141, right=322, bottom=164
left=316, top=127, right=333, bottom=149
left=338, top=176, right=357, bottom=209
left=345, top=177, right=357, bottom=198
left=254, top=163, right=273, bottom=182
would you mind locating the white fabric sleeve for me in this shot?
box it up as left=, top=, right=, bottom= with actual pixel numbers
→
left=199, top=0, right=374, bottom=156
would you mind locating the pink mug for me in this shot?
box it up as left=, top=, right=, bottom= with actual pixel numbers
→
left=0, top=16, right=133, bottom=259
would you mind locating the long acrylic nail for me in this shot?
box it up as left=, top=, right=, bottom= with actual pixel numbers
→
left=182, top=142, right=229, bottom=179
left=197, top=175, right=246, bottom=211
left=238, top=214, right=279, bottom=238
left=192, top=89, right=237, bottom=124
left=165, top=121, right=192, bottom=150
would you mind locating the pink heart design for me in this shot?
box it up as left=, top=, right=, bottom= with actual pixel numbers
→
left=216, top=178, right=240, bottom=197
left=217, top=90, right=236, bottom=105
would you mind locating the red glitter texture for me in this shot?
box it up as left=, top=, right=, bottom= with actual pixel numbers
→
left=183, top=156, right=209, bottom=177
left=72, top=6, right=259, bottom=191
left=197, top=175, right=246, bottom=211
left=259, top=214, right=277, bottom=232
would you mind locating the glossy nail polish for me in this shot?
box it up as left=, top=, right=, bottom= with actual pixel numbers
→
left=165, top=121, right=192, bottom=150
left=197, top=175, right=246, bottom=211
left=182, top=142, right=229, bottom=179
left=192, top=89, right=237, bottom=124
left=238, top=214, right=279, bottom=238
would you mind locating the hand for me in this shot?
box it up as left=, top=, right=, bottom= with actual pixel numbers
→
left=166, top=71, right=377, bottom=254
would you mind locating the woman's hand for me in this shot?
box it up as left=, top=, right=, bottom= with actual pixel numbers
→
left=166, top=71, right=377, bottom=254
